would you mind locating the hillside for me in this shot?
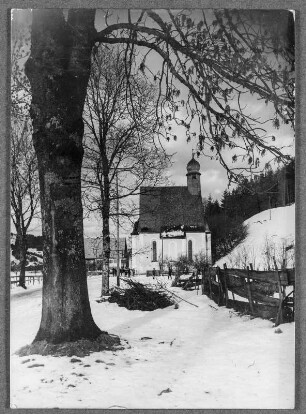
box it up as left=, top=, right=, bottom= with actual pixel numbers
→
left=214, top=204, right=295, bottom=270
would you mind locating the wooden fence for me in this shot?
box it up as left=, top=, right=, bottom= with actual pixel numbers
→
left=201, top=264, right=295, bottom=326
left=10, top=274, right=43, bottom=287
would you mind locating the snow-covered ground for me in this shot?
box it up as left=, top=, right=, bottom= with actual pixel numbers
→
left=215, top=204, right=295, bottom=270
left=10, top=275, right=295, bottom=409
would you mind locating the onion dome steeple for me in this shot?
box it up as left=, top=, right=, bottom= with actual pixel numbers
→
left=187, top=153, right=201, bottom=173
left=186, top=152, right=201, bottom=196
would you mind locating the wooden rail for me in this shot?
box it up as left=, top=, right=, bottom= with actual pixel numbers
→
left=201, top=264, right=295, bottom=326
left=10, top=274, right=43, bottom=286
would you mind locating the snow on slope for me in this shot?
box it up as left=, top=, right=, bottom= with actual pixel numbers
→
left=10, top=276, right=294, bottom=409
left=215, top=204, right=295, bottom=270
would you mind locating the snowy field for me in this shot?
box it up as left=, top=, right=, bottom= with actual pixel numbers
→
left=10, top=275, right=295, bottom=409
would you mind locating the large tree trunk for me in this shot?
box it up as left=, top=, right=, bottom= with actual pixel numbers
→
left=25, top=9, right=102, bottom=343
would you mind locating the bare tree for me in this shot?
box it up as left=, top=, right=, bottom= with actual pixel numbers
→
left=22, top=9, right=294, bottom=346
left=82, top=44, right=171, bottom=295
left=11, top=14, right=39, bottom=289
left=11, top=117, right=39, bottom=288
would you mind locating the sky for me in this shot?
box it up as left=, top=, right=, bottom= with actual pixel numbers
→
left=12, top=9, right=295, bottom=239
left=162, top=117, right=294, bottom=201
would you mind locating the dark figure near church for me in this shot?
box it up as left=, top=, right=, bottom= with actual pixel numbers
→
left=152, top=268, right=156, bottom=279
left=168, top=266, right=172, bottom=279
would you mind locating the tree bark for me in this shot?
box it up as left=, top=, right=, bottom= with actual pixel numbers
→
left=25, top=9, right=102, bottom=343
left=18, top=236, right=27, bottom=289
left=101, top=209, right=111, bottom=295
left=100, top=170, right=111, bottom=295
left=15, top=228, right=28, bottom=288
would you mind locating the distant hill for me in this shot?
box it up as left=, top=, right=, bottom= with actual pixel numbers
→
left=10, top=233, right=43, bottom=251
left=26, top=234, right=43, bottom=250
left=10, top=233, right=43, bottom=267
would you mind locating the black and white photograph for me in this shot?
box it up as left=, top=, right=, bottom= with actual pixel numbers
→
left=9, top=6, right=296, bottom=409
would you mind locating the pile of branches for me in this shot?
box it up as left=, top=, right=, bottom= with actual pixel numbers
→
left=108, top=278, right=175, bottom=311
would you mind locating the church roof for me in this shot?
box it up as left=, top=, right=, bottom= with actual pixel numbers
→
left=134, top=186, right=206, bottom=234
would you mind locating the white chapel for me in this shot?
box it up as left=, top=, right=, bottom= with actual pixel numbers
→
left=131, top=155, right=212, bottom=274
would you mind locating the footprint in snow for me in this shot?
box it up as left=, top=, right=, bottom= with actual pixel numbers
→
left=70, top=358, right=82, bottom=363
left=27, top=363, right=44, bottom=368
left=140, top=337, right=152, bottom=341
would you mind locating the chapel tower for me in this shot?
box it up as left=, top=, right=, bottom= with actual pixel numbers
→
left=186, top=154, right=201, bottom=196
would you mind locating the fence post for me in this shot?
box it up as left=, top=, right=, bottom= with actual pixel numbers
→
left=216, top=267, right=224, bottom=306
left=249, top=263, right=258, bottom=305
left=223, top=264, right=229, bottom=308
left=274, top=258, right=284, bottom=326
left=246, top=266, right=254, bottom=315
left=201, top=268, right=205, bottom=295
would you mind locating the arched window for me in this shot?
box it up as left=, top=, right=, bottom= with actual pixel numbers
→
left=152, top=241, right=157, bottom=262
left=188, top=239, right=193, bottom=261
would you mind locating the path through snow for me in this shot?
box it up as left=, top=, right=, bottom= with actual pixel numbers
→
left=10, top=276, right=294, bottom=409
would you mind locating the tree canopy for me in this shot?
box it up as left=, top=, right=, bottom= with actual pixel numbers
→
left=92, top=9, right=294, bottom=181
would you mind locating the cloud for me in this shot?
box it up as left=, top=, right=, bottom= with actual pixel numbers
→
left=201, top=168, right=228, bottom=199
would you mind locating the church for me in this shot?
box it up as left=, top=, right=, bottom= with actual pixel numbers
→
left=131, top=155, right=212, bottom=275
